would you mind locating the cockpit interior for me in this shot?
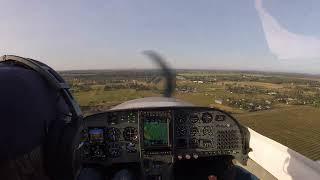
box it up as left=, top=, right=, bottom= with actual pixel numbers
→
left=79, top=98, right=250, bottom=180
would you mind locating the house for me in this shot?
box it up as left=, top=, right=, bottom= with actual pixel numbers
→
left=267, top=92, right=277, bottom=95
left=215, top=99, right=223, bottom=104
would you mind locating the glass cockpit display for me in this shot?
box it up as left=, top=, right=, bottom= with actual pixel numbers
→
left=89, top=128, right=104, bottom=143
left=143, top=113, right=169, bottom=148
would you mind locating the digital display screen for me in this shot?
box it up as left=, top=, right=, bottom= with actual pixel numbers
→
left=143, top=116, right=169, bottom=148
left=89, top=128, right=104, bottom=143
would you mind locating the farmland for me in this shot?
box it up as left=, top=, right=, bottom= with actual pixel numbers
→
left=61, top=70, right=320, bottom=160
left=236, top=106, right=320, bottom=160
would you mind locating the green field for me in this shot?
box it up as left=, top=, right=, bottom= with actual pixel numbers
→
left=235, top=105, right=320, bottom=160
left=75, top=89, right=159, bottom=107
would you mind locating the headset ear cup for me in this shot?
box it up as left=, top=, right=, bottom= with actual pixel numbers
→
left=1, top=55, right=84, bottom=179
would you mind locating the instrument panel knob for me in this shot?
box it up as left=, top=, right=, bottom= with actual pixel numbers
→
left=193, top=154, right=199, bottom=159
left=185, top=154, right=191, bottom=160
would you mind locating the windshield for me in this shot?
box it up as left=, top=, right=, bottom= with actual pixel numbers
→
left=2, top=0, right=320, bottom=163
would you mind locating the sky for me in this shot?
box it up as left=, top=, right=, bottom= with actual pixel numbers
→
left=1, top=0, right=320, bottom=73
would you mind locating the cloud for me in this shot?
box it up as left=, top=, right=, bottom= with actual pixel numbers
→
left=255, top=0, right=320, bottom=60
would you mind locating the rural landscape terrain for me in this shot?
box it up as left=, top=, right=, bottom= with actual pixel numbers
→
left=61, top=70, right=320, bottom=160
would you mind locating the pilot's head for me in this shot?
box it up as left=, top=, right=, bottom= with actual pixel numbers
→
left=0, top=62, right=70, bottom=179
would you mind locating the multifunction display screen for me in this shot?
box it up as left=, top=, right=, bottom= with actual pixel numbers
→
left=89, top=128, right=104, bottom=143
left=143, top=113, right=169, bottom=148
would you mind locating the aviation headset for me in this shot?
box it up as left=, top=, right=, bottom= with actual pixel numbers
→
left=0, top=55, right=83, bottom=180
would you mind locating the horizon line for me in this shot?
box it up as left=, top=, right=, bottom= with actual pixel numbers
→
left=58, top=68, right=320, bottom=77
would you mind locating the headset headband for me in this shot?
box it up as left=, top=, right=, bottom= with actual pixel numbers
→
left=0, top=55, right=83, bottom=122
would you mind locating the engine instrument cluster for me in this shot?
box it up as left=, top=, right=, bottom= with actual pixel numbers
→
left=173, top=109, right=244, bottom=159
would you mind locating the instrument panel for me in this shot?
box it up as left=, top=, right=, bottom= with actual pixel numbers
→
left=173, top=109, right=243, bottom=160
left=80, top=107, right=248, bottom=166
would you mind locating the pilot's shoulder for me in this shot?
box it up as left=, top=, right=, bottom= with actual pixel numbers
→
left=0, top=64, right=57, bottom=161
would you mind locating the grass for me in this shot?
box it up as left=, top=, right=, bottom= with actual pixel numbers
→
left=235, top=105, right=320, bottom=160
left=74, top=89, right=160, bottom=107
left=223, top=81, right=285, bottom=89
left=176, top=93, right=217, bottom=106
left=210, top=103, right=245, bottom=114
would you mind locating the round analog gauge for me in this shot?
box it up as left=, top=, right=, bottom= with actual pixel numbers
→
left=190, top=114, right=199, bottom=123
left=123, top=127, right=138, bottom=142
left=176, top=112, right=187, bottom=124
left=106, top=127, right=121, bottom=142
left=108, top=143, right=122, bottom=158
left=202, top=113, right=213, bottom=123
left=190, top=127, right=199, bottom=136
left=203, top=126, right=213, bottom=136
left=90, top=145, right=106, bottom=159
left=176, top=126, right=187, bottom=137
